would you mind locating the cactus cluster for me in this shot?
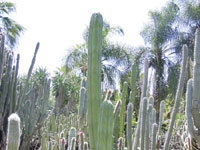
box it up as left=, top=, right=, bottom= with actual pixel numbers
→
left=186, top=29, right=200, bottom=148
left=2, top=12, right=199, bottom=150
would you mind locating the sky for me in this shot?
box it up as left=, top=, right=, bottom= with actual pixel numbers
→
left=9, top=0, right=168, bottom=75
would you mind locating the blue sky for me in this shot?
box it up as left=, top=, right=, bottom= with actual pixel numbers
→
left=10, top=0, right=167, bottom=75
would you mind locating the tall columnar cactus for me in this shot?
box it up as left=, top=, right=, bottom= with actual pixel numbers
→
left=163, top=44, right=188, bottom=150
left=97, top=93, right=114, bottom=150
left=113, top=100, right=121, bottom=150
left=133, top=58, right=149, bottom=149
left=6, top=113, right=20, bottom=150
left=87, top=13, right=103, bottom=150
left=119, top=82, right=128, bottom=137
left=140, top=98, right=147, bottom=150
left=130, top=63, right=138, bottom=105
left=126, top=103, right=133, bottom=150
left=186, top=29, right=200, bottom=146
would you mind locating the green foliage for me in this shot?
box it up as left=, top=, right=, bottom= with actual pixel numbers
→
left=52, top=66, right=81, bottom=107
left=0, top=1, right=24, bottom=49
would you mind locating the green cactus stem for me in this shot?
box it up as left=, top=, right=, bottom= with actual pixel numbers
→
left=68, top=127, right=76, bottom=150
left=163, top=45, right=188, bottom=150
left=140, top=97, right=147, bottom=150
left=87, top=13, right=103, bottom=150
left=151, top=123, right=158, bottom=150
left=97, top=98, right=114, bottom=150
left=113, top=100, right=121, bottom=150
left=130, top=63, right=138, bottom=105
left=133, top=58, right=149, bottom=150
left=119, top=82, right=128, bottom=137
left=127, top=103, right=133, bottom=150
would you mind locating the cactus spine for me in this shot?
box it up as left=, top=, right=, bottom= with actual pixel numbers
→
left=87, top=13, right=103, bottom=150
left=163, top=44, right=188, bottom=150
left=6, top=113, right=20, bottom=150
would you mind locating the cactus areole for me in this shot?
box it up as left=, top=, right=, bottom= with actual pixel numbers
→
left=87, top=13, right=103, bottom=150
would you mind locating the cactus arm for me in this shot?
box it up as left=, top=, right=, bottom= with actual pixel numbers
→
left=87, top=13, right=103, bottom=150
left=163, top=45, right=188, bottom=150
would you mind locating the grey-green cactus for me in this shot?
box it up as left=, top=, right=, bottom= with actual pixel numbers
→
left=151, top=123, right=158, bottom=150
left=185, top=29, right=200, bottom=147
left=130, top=63, right=138, bottom=105
left=119, top=82, right=128, bottom=137
left=6, top=113, right=20, bottom=150
left=163, top=44, right=188, bottom=150
left=97, top=97, right=114, bottom=150
left=126, top=103, right=133, bottom=150
left=68, top=127, right=76, bottom=150
left=87, top=13, right=103, bottom=150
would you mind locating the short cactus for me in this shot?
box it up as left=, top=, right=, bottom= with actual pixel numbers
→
left=6, top=113, right=20, bottom=150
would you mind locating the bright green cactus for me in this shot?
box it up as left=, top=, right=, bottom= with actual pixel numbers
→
left=6, top=113, right=20, bottom=150
left=87, top=13, right=103, bottom=150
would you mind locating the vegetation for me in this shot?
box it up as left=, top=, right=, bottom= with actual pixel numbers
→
left=2, top=0, right=200, bottom=150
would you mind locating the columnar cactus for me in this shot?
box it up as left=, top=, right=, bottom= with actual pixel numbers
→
left=130, top=63, right=138, bottom=105
left=113, top=100, right=121, bottom=150
left=186, top=29, right=200, bottom=146
left=126, top=103, right=133, bottom=150
left=78, top=86, right=87, bottom=129
left=6, top=113, right=20, bottom=150
left=68, top=127, right=76, bottom=150
left=97, top=93, right=114, bottom=150
left=133, top=58, right=149, bottom=149
left=140, top=97, right=148, bottom=150
left=163, top=44, right=188, bottom=150
left=87, top=13, right=103, bottom=150
left=151, top=123, right=158, bottom=150
left=119, top=82, right=128, bottom=137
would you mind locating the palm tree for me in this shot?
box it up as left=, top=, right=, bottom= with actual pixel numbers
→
left=0, top=1, right=24, bottom=49
left=65, top=21, right=131, bottom=89
left=138, top=1, right=180, bottom=116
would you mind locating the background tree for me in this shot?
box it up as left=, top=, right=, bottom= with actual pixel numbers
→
left=139, top=1, right=180, bottom=116
left=0, top=1, right=24, bottom=49
left=65, top=21, right=131, bottom=89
